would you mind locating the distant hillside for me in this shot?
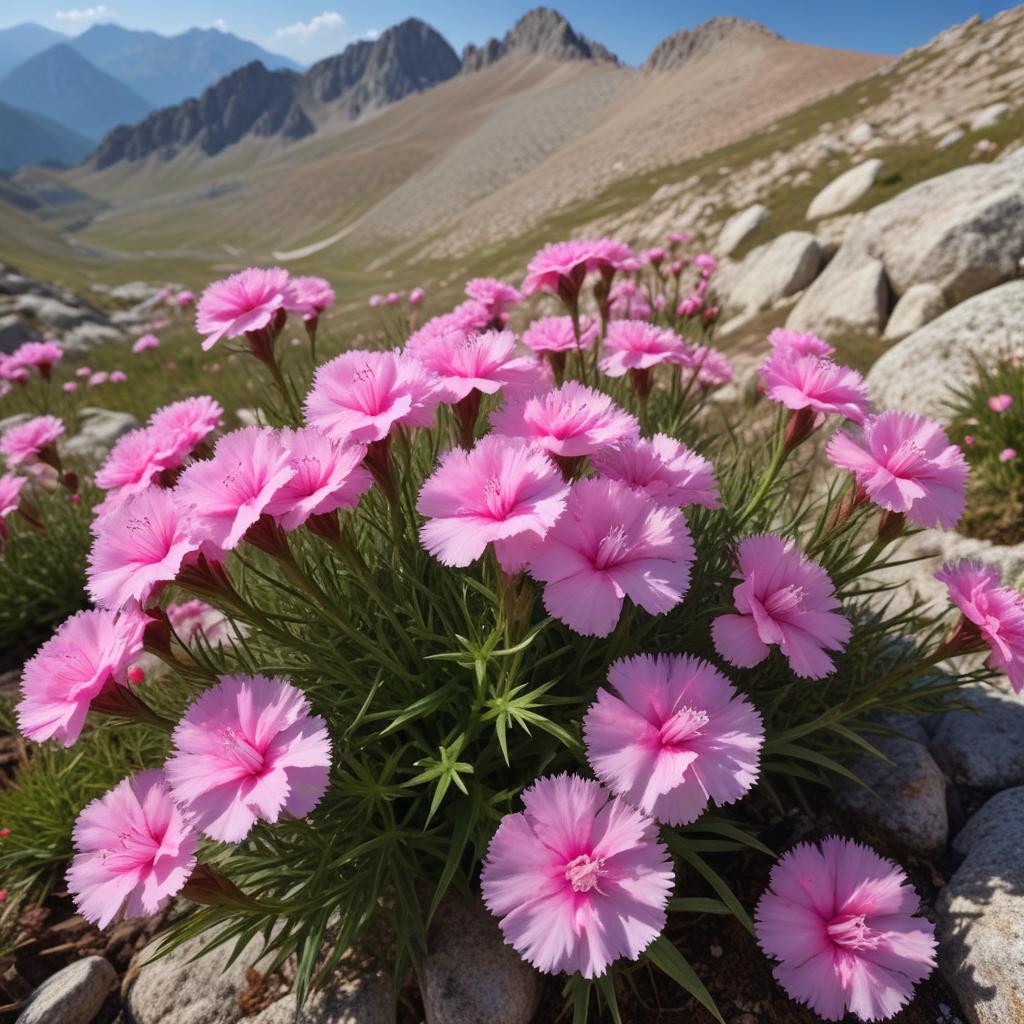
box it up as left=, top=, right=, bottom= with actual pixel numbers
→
left=0, top=102, right=94, bottom=171
left=0, top=22, right=66, bottom=79
left=67, top=23, right=303, bottom=108
left=0, top=43, right=151, bottom=142
left=644, top=16, right=780, bottom=71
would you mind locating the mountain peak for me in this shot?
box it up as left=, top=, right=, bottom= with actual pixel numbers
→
left=644, top=16, right=779, bottom=72
left=462, top=5, right=618, bottom=73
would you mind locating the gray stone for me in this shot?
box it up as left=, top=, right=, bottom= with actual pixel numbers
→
left=420, top=897, right=540, bottom=1024
left=722, top=231, right=825, bottom=315
left=62, top=408, right=139, bottom=463
left=867, top=281, right=1024, bottom=418
left=931, top=683, right=1024, bottom=794
left=16, top=955, right=116, bottom=1024
left=806, top=159, right=883, bottom=219
left=969, top=102, right=1010, bottom=132
left=785, top=255, right=891, bottom=336
left=0, top=314, right=40, bottom=353
left=836, top=735, right=948, bottom=855
left=882, top=283, right=947, bottom=340
left=717, top=203, right=769, bottom=256
left=937, top=786, right=1024, bottom=1023
left=12, top=294, right=99, bottom=329
left=848, top=121, right=876, bottom=146
left=63, top=323, right=125, bottom=351
left=937, top=127, right=965, bottom=150
left=248, top=974, right=391, bottom=1024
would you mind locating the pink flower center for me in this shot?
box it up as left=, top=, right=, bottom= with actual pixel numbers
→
left=101, top=825, right=159, bottom=871
left=660, top=705, right=710, bottom=748
left=763, top=584, right=805, bottom=618
left=883, top=441, right=930, bottom=478
left=826, top=912, right=880, bottom=952
left=480, top=476, right=513, bottom=519
left=593, top=525, right=630, bottom=569
left=564, top=853, right=606, bottom=893
left=220, top=727, right=266, bottom=774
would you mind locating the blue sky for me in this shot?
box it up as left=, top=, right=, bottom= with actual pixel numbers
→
left=3, top=2, right=1009, bottom=65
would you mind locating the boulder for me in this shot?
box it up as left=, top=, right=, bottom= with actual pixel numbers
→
left=936, top=128, right=965, bottom=150
left=836, top=735, right=948, bottom=856
left=721, top=231, right=825, bottom=315
left=11, top=294, right=100, bottom=329
left=867, top=281, right=1024, bottom=417
left=15, top=956, right=116, bottom=1024
left=937, top=786, right=1024, bottom=1024
left=806, top=159, right=883, bottom=219
left=785, top=255, right=891, bottom=336
left=969, top=102, right=1010, bottom=132
left=882, top=283, right=947, bottom=340
left=63, top=323, right=125, bottom=351
left=847, top=121, right=876, bottom=146
left=62, top=408, right=139, bottom=463
left=420, top=896, right=540, bottom=1024
left=717, top=203, right=769, bottom=256
left=0, top=314, right=40, bottom=353
left=247, top=974, right=390, bottom=1024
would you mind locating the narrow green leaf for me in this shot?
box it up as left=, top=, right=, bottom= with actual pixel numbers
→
left=428, top=789, right=479, bottom=924
left=668, top=839, right=755, bottom=937
left=594, top=972, right=622, bottom=1024
left=644, top=936, right=724, bottom=1023
left=667, top=897, right=732, bottom=915
left=572, top=976, right=592, bottom=1024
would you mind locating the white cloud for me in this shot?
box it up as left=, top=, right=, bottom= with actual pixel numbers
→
left=275, top=10, right=346, bottom=41
left=363, top=28, right=380, bottom=41
left=210, top=18, right=229, bottom=31
left=54, top=4, right=116, bottom=21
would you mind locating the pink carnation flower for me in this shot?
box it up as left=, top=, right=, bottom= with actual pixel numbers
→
left=988, top=393, right=1013, bottom=413
left=176, top=427, right=294, bottom=554
left=0, top=472, right=26, bottom=519
left=417, top=434, right=568, bottom=570
left=88, top=371, right=109, bottom=387
left=368, top=294, right=383, bottom=308
left=522, top=240, right=595, bottom=301
left=11, top=340, right=62, bottom=378
left=67, top=770, right=198, bottom=929
left=521, top=316, right=599, bottom=354
left=264, top=427, right=372, bottom=530
left=584, top=654, right=763, bottom=825
left=17, top=608, right=147, bottom=746
left=827, top=411, right=968, bottom=529
left=305, top=349, right=439, bottom=444
left=592, top=434, right=720, bottom=509
left=109, top=370, right=127, bottom=384
left=165, top=674, right=332, bottom=842
left=287, top=275, right=335, bottom=319
left=1000, top=447, right=1017, bottom=462
left=167, top=599, right=233, bottom=646
left=75, top=366, right=91, bottom=378
left=480, top=773, right=673, bottom=978
left=132, top=334, right=161, bottom=353
left=756, top=837, right=935, bottom=1021
left=530, top=477, right=694, bottom=637
left=406, top=302, right=492, bottom=352
left=608, top=280, right=652, bottom=321
left=94, top=428, right=171, bottom=511
left=464, top=278, right=522, bottom=322
left=386, top=291, right=401, bottom=305
left=88, top=487, right=199, bottom=609
left=409, top=286, right=425, bottom=307
left=694, top=253, right=717, bottom=276
left=768, top=328, right=834, bottom=359
left=761, top=352, right=870, bottom=425
left=489, top=381, right=639, bottom=459
left=63, top=381, right=78, bottom=393
left=712, top=534, right=851, bottom=679
left=1, top=415, right=64, bottom=468
left=195, top=267, right=295, bottom=350
left=681, top=345, right=733, bottom=390
left=936, top=559, right=1024, bottom=692
left=600, top=320, right=686, bottom=377
left=148, top=395, right=224, bottom=464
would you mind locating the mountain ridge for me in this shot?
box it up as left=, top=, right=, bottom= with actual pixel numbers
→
left=0, top=101, right=94, bottom=172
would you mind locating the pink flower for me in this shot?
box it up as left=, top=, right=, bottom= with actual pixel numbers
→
left=667, top=230, right=690, bottom=245
left=642, top=247, right=666, bottom=266
left=522, top=316, right=599, bottom=353
left=67, top=770, right=198, bottom=929
left=988, top=393, right=1013, bottom=413
left=584, top=654, right=763, bottom=825
left=409, top=286, right=425, bottom=307
left=756, top=837, right=935, bottom=1021
left=600, top=320, right=686, bottom=377
left=304, top=349, right=439, bottom=444
left=195, top=267, right=295, bottom=350
left=63, top=382, right=78, bottom=393
left=1000, top=447, right=1018, bottom=462
left=0, top=473, right=26, bottom=538
left=529, top=477, right=694, bottom=637
left=592, top=434, right=720, bottom=509
left=109, top=370, right=127, bottom=383
left=148, top=395, right=223, bottom=464
left=590, top=238, right=638, bottom=276
left=406, top=301, right=492, bottom=352
left=681, top=345, right=733, bottom=389
left=264, top=427, right=372, bottom=530
left=465, top=278, right=522, bottom=322
left=1, top=415, right=64, bottom=468
left=676, top=295, right=702, bottom=319
left=16, top=608, right=147, bottom=746
left=88, top=487, right=199, bottom=609
left=936, top=560, right=1024, bottom=692
left=287, top=275, right=335, bottom=320
left=174, top=289, right=195, bottom=307
left=480, top=773, right=673, bottom=978
left=386, top=291, right=401, bottom=305
left=417, top=435, right=568, bottom=570
left=176, top=427, right=294, bottom=554
left=490, top=382, right=639, bottom=459
left=368, top=294, right=383, bottom=308
left=694, top=253, right=717, bottom=276
left=94, top=428, right=171, bottom=510
left=768, top=328, right=835, bottom=359
left=522, top=240, right=595, bottom=302
left=76, top=366, right=91, bottom=378
left=411, top=329, right=542, bottom=403
left=963, top=434, right=974, bottom=446
left=761, top=352, right=870, bottom=425
left=88, top=371, right=109, bottom=387
left=827, top=412, right=968, bottom=529
left=608, top=280, right=651, bottom=321
left=132, top=334, right=161, bottom=353
left=11, top=340, right=62, bottom=378
left=712, top=534, right=851, bottom=679
left=166, top=599, right=233, bottom=647
left=165, top=674, right=332, bottom=842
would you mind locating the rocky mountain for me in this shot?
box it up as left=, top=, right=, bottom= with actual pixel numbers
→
left=644, top=16, right=780, bottom=71
left=0, top=43, right=151, bottom=142
left=93, top=18, right=459, bottom=168
left=461, top=6, right=617, bottom=72
left=0, top=102, right=94, bottom=172
left=0, top=22, right=65, bottom=79
left=66, top=23, right=303, bottom=108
